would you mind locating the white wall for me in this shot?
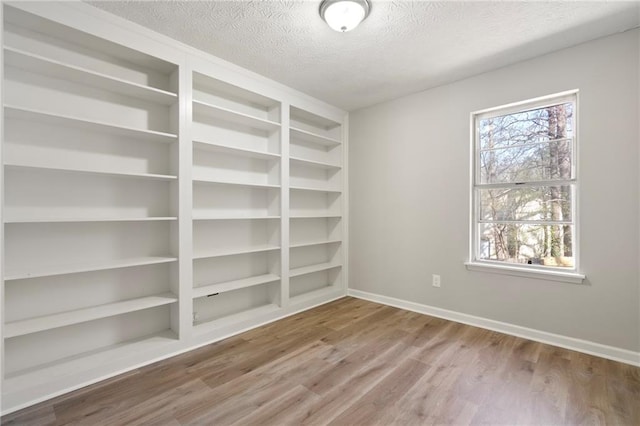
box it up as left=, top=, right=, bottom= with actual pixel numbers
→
left=349, top=29, right=639, bottom=353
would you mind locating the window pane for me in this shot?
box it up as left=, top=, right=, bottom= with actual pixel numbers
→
left=478, top=102, right=574, bottom=184
left=479, top=102, right=574, bottom=150
left=479, top=186, right=572, bottom=222
left=479, top=139, right=573, bottom=184
left=478, top=223, right=574, bottom=268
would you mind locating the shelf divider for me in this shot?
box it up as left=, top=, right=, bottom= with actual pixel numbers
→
left=4, top=217, right=177, bottom=224
left=4, top=163, right=177, bottom=181
left=5, top=293, right=178, bottom=338
left=5, top=105, right=178, bottom=144
left=290, top=262, right=342, bottom=278
left=5, top=256, right=178, bottom=281
left=193, top=273, right=280, bottom=299
left=290, top=126, right=341, bottom=147
left=193, top=139, right=280, bottom=160
left=290, top=156, right=341, bottom=170
left=289, top=185, right=342, bottom=193
left=193, top=246, right=280, bottom=260
left=192, top=177, right=280, bottom=189
left=193, top=303, right=281, bottom=335
left=193, top=100, right=280, bottom=132
left=192, top=215, right=280, bottom=221
left=290, top=239, right=342, bottom=249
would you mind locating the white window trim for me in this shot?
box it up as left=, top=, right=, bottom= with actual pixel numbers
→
left=464, top=261, right=585, bottom=284
left=467, top=90, right=585, bottom=284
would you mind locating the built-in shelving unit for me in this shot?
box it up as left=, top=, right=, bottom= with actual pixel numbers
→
left=289, top=106, right=344, bottom=302
left=191, top=70, right=283, bottom=332
left=0, top=2, right=347, bottom=415
left=2, top=4, right=181, bottom=408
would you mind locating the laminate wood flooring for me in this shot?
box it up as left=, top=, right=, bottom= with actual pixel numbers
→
left=3, top=297, right=639, bottom=425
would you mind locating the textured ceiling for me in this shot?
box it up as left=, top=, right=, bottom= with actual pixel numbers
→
left=88, top=1, right=640, bottom=111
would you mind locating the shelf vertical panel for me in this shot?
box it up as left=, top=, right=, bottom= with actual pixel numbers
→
left=341, top=113, right=349, bottom=293
left=174, top=61, right=193, bottom=340
left=1, top=3, right=6, bottom=403
left=280, top=103, right=290, bottom=308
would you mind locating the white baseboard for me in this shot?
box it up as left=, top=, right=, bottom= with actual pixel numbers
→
left=348, top=288, right=640, bottom=367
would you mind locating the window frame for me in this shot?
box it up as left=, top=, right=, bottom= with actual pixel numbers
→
left=466, top=90, right=585, bottom=284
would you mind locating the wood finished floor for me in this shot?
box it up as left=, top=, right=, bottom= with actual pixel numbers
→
left=3, top=297, right=640, bottom=425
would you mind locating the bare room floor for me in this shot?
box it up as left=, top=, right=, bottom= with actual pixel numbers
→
left=3, top=296, right=639, bottom=425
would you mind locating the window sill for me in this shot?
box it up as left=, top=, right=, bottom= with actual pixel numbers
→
left=464, top=261, right=585, bottom=284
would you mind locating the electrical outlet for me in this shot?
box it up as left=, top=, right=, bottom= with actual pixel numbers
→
left=432, top=274, right=441, bottom=288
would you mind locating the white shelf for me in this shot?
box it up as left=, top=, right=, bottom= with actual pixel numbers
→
left=193, top=273, right=280, bottom=299
left=193, top=100, right=280, bottom=132
left=193, top=215, right=280, bottom=221
left=290, top=127, right=341, bottom=147
left=5, top=256, right=178, bottom=281
left=193, top=246, right=280, bottom=260
left=290, top=239, right=342, bottom=249
left=4, top=163, right=177, bottom=181
left=5, top=293, right=178, bottom=338
left=193, top=72, right=279, bottom=110
left=193, top=303, right=281, bottom=335
left=193, top=139, right=280, bottom=161
left=193, top=177, right=280, bottom=189
left=290, top=156, right=341, bottom=170
left=290, top=214, right=342, bottom=219
left=290, top=185, right=342, bottom=194
left=289, top=286, right=341, bottom=305
left=4, top=217, right=177, bottom=224
left=4, top=105, right=178, bottom=144
left=290, top=262, right=342, bottom=278
left=4, top=47, right=177, bottom=105
left=4, top=330, right=178, bottom=387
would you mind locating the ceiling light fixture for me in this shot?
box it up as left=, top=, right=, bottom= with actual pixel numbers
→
left=319, top=0, right=371, bottom=33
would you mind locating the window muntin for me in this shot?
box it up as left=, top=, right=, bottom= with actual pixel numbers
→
left=472, top=93, right=577, bottom=270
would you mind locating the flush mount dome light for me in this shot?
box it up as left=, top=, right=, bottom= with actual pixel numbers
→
left=320, top=0, right=371, bottom=32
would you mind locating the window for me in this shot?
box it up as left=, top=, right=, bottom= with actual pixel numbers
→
left=468, top=91, right=584, bottom=282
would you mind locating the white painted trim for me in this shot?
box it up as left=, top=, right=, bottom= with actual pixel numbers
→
left=348, top=288, right=640, bottom=367
left=465, top=261, right=585, bottom=284
left=473, top=89, right=579, bottom=118
left=341, top=113, right=349, bottom=292
left=0, top=4, right=5, bottom=412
